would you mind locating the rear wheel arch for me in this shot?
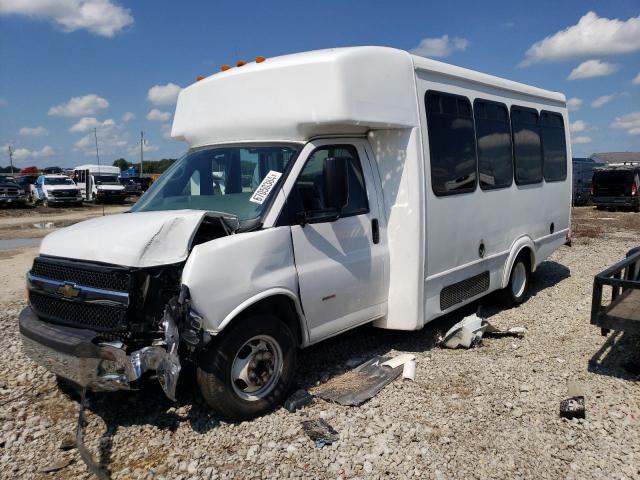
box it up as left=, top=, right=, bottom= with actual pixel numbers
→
left=502, top=238, right=536, bottom=289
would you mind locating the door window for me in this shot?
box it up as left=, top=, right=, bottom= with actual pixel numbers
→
left=293, top=145, right=369, bottom=217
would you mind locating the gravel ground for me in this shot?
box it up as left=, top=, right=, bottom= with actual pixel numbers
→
left=0, top=207, right=639, bottom=479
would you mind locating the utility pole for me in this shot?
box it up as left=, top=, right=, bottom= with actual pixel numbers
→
left=7, top=145, right=14, bottom=175
left=139, top=131, right=144, bottom=176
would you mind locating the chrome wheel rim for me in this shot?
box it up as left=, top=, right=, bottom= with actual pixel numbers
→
left=231, top=335, right=283, bottom=401
left=511, top=262, right=527, bottom=298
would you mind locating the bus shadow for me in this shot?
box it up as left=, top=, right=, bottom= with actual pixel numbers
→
left=588, top=330, right=640, bottom=381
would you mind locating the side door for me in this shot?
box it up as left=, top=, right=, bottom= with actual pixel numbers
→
left=283, top=139, right=386, bottom=343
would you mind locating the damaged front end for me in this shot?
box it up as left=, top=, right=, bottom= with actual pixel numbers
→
left=20, top=213, right=236, bottom=401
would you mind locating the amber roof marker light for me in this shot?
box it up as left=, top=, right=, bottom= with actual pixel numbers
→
left=196, top=75, right=205, bottom=81
left=256, top=56, right=266, bottom=63
left=236, top=60, right=247, bottom=67
left=220, top=65, right=232, bottom=72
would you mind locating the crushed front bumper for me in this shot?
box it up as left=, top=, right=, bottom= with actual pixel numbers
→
left=19, top=306, right=180, bottom=400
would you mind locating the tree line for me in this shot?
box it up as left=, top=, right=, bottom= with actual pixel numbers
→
left=113, top=158, right=176, bottom=174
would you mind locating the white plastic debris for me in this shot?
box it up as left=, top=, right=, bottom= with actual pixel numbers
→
left=441, top=313, right=487, bottom=349
left=402, top=359, right=416, bottom=381
left=381, top=353, right=416, bottom=369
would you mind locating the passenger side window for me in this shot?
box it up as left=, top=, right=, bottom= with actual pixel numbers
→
left=511, top=106, right=543, bottom=185
left=293, top=145, right=369, bottom=216
left=425, top=91, right=477, bottom=196
left=474, top=100, right=513, bottom=190
left=540, top=111, right=567, bottom=182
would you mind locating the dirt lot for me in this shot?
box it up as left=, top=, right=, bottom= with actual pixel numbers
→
left=0, top=207, right=638, bottom=479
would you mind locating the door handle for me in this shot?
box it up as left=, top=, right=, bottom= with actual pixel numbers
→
left=372, top=218, right=380, bottom=244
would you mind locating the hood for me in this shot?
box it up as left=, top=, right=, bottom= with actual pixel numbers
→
left=45, top=185, right=79, bottom=191
left=39, top=210, right=236, bottom=268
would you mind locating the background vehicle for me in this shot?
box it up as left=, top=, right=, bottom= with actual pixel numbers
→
left=74, top=164, right=128, bottom=203
left=119, top=167, right=144, bottom=195
left=14, top=175, right=39, bottom=204
left=592, top=164, right=640, bottom=212
left=20, top=47, right=571, bottom=420
left=0, top=176, right=27, bottom=206
left=572, top=157, right=604, bottom=205
left=35, top=174, right=83, bottom=207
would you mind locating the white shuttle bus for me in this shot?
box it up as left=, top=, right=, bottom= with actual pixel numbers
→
left=20, top=47, right=571, bottom=420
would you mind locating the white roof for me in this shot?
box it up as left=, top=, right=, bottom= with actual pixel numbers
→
left=74, top=164, right=121, bottom=174
left=172, top=46, right=566, bottom=147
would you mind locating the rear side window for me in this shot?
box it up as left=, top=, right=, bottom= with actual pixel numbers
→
left=474, top=100, right=513, bottom=189
left=425, top=91, right=477, bottom=196
left=511, top=106, right=543, bottom=185
left=540, top=111, right=567, bottom=182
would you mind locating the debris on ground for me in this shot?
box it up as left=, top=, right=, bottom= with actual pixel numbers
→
left=76, top=389, right=111, bottom=480
left=38, top=458, right=71, bottom=474
left=313, top=356, right=403, bottom=406
left=381, top=353, right=417, bottom=381
left=301, top=418, right=339, bottom=448
left=59, top=433, right=76, bottom=451
left=441, top=314, right=487, bottom=349
left=284, top=388, right=314, bottom=412
left=560, top=380, right=586, bottom=419
left=484, top=322, right=526, bottom=338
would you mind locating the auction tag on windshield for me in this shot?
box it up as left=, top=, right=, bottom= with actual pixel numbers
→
left=250, top=170, right=283, bottom=204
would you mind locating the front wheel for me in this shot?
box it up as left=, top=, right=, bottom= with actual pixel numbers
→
left=197, top=314, right=297, bottom=420
left=498, top=254, right=531, bottom=308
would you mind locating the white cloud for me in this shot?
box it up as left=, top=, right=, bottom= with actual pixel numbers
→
left=521, top=12, right=640, bottom=65
left=48, top=94, right=109, bottom=117
left=147, top=83, right=182, bottom=106
left=611, top=112, right=640, bottom=135
left=410, top=34, right=468, bottom=58
left=7, top=145, right=55, bottom=160
left=567, top=59, right=618, bottom=80
left=146, top=109, right=170, bottom=122
left=572, top=136, right=592, bottom=144
left=19, top=126, right=49, bottom=137
left=161, top=123, right=172, bottom=139
left=69, top=117, right=115, bottom=133
left=591, top=94, right=617, bottom=108
left=122, top=111, right=135, bottom=122
left=569, top=120, right=587, bottom=133
left=633, top=73, right=640, bottom=85
left=0, top=0, right=133, bottom=37
left=566, top=97, right=583, bottom=111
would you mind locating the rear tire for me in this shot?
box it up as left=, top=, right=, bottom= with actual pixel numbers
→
left=498, top=254, right=531, bottom=308
left=197, top=313, right=297, bottom=421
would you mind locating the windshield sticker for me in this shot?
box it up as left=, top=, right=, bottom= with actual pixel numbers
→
left=249, top=170, right=283, bottom=204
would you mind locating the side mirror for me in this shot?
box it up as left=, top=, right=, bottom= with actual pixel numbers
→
left=323, top=157, right=349, bottom=209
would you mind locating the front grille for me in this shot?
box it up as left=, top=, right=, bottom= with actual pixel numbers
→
left=51, top=189, right=76, bottom=197
left=29, top=291, right=127, bottom=331
left=32, top=258, right=130, bottom=292
left=440, top=271, right=490, bottom=311
left=0, top=187, right=19, bottom=195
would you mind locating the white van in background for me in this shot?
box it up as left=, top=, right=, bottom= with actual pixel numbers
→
left=73, top=164, right=127, bottom=203
left=21, top=47, right=571, bottom=420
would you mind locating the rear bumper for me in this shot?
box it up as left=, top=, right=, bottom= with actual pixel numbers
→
left=19, top=306, right=179, bottom=398
left=592, top=196, right=638, bottom=208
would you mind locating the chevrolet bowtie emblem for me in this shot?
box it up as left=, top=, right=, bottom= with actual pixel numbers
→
left=57, top=283, right=80, bottom=299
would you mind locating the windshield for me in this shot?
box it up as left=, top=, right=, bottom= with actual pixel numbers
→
left=45, top=177, right=75, bottom=186
left=131, top=144, right=300, bottom=220
left=94, top=175, right=120, bottom=185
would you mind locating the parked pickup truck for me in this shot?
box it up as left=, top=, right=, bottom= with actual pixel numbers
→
left=0, top=177, right=27, bottom=206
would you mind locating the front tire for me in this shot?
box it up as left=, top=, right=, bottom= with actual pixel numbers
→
left=499, top=254, right=531, bottom=308
left=197, top=314, right=297, bottom=421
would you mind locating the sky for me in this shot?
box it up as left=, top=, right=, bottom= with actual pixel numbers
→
left=0, top=0, right=639, bottom=169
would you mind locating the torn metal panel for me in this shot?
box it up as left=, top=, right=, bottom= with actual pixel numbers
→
left=314, top=356, right=403, bottom=406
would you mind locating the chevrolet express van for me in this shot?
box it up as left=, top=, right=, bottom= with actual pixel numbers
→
left=20, top=47, right=571, bottom=419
